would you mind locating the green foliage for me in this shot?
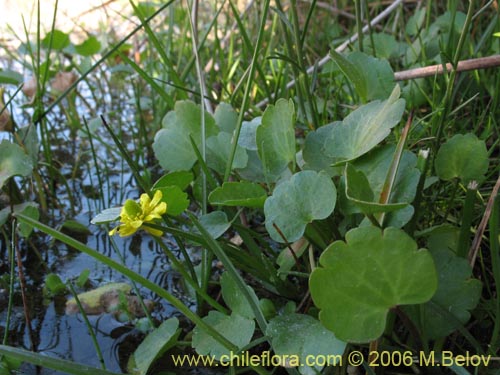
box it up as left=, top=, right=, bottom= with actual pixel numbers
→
left=152, top=171, right=193, bottom=191
left=344, top=163, right=408, bottom=215
left=406, top=248, right=481, bottom=339
left=155, top=186, right=189, bottom=216
left=303, top=85, right=405, bottom=168
left=128, top=318, right=180, bottom=375
left=220, top=272, right=256, bottom=319
left=0, top=140, right=33, bottom=188
left=2, top=2, right=499, bottom=373
left=208, top=181, right=267, bottom=208
left=153, top=101, right=218, bottom=171
left=41, top=30, right=70, bottom=50
left=74, top=36, right=101, bottom=56
left=264, top=170, right=336, bottom=243
left=199, top=211, right=230, bottom=239
left=266, top=313, right=346, bottom=375
left=0, top=70, right=23, bottom=85
left=340, top=146, right=420, bottom=227
left=192, top=311, right=255, bottom=359
left=256, top=99, right=296, bottom=179
left=310, top=227, right=437, bottom=342
left=44, top=274, right=67, bottom=296
left=435, top=133, right=489, bottom=183
left=330, top=51, right=395, bottom=101
left=207, top=132, right=248, bottom=174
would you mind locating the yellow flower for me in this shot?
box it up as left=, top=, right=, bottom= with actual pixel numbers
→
left=109, top=190, right=167, bottom=237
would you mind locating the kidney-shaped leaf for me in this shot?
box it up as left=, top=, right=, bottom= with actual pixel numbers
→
left=42, top=30, right=70, bottom=50
left=220, top=272, right=255, bottom=319
left=0, top=140, right=33, bottom=188
left=303, top=86, right=405, bottom=168
left=209, top=181, right=267, bottom=208
left=330, top=51, right=395, bottom=102
left=265, top=171, right=336, bottom=243
left=207, top=132, right=247, bottom=174
left=435, top=133, right=488, bottom=183
left=155, top=186, right=189, bottom=216
left=198, top=211, right=230, bottom=239
left=256, top=99, right=295, bottom=178
left=266, top=313, right=346, bottom=375
left=153, top=101, right=218, bottom=171
left=310, top=226, right=437, bottom=343
left=406, top=248, right=481, bottom=339
left=75, top=36, right=101, bottom=56
left=192, top=311, right=255, bottom=359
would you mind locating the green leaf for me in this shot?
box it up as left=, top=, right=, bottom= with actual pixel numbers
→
left=17, top=125, right=39, bottom=164
left=207, top=132, right=248, bottom=174
left=310, top=226, right=437, bottom=343
left=331, top=51, right=395, bottom=101
left=363, top=33, right=406, bottom=60
left=256, top=99, right=295, bottom=179
left=199, top=211, right=230, bottom=239
left=339, top=146, right=420, bottom=227
left=74, top=36, right=101, bottom=56
left=303, top=86, right=405, bottom=168
left=435, top=133, right=489, bottom=183
left=0, top=345, right=122, bottom=375
left=42, top=30, right=70, bottom=50
left=128, top=318, right=180, bottom=375
left=91, top=207, right=121, bottom=225
left=330, top=50, right=367, bottom=101
left=61, top=219, right=92, bottom=235
left=155, top=186, right=189, bottom=216
left=0, top=70, right=23, bottom=85
left=76, top=269, right=90, bottom=288
left=220, top=272, right=256, bottom=319
left=266, top=314, right=346, bottom=375
left=208, top=181, right=267, bottom=208
left=238, top=117, right=260, bottom=151
left=344, top=163, right=408, bottom=215
left=153, top=171, right=193, bottom=191
left=153, top=101, right=218, bottom=171
left=192, top=311, right=255, bottom=359
left=0, top=140, right=33, bottom=188
left=45, top=274, right=67, bottom=296
left=405, top=248, right=482, bottom=339
left=214, top=102, right=238, bottom=133
left=17, top=204, right=39, bottom=238
left=406, top=8, right=426, bottom=36
left=265, top=171, right=336, bottom=243
left=0, top=202, right=38, bottom=233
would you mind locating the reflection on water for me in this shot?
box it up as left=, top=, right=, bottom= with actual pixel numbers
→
left=0, top=55, right=188, bottom=372
left=2, top=216, right=192, bottom=374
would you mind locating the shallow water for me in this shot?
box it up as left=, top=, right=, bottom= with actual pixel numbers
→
left=0, top=61, right=189, bottom=373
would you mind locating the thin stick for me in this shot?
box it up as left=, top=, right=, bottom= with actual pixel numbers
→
left=394, top=55, right=500, bottom=81
left=469, top=174, right=500, bottom=266
left=255, top=0, right=404, bottom=109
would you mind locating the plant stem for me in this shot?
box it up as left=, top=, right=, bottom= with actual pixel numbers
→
left=224, top=0, right=271, bottom=182
left=408, top=0, right=475, bottom=234
left=66, top=283, right=106, bottom=370
left=355, top=0, right=364, bottom=52
left=488, top=194, right=500, bottom=353
left=457, top=181, right=477, bottom=258
left=1, top=223, right=16, bottom=346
